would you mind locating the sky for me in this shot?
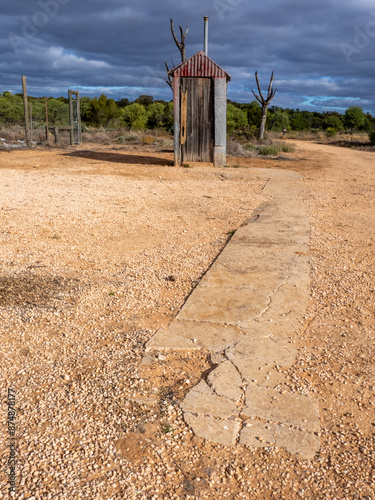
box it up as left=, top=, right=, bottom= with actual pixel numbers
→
left=1, top=0, right=375, bottom=114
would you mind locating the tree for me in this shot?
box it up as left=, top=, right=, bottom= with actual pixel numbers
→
left=116, top=98, right=130, bottom=108
left=242, top=100, right=262, bottom=128
left=252, top=71, right=277, bottom=140
left=290, top=112, right=310, bottom=131
left=147, top=102, right=166, bottom=129
left=47, top=98, right=69, bottom=125
left=122, top=103, right=147, bottom=130
left=163, top=101, right=174, bottom=132
left=227, top=103, right=248, bottom=133
left=83, top=94, right=120, bottom=127
left=165, top=18, right=188, bottom=88
left=0, top=92, right=24, bottom=125
left=135, top=95, right=154, bottom=106
left=323, top=114, right=344, bottom=131
left=344, top=106, right=365, bottom=133
left=269, top=109, right=290, bottom=132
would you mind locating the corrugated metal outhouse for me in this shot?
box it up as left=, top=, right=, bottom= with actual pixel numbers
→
left=168, top=51, right=231, bottom=167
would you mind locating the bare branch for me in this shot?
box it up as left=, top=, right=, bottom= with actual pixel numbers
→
left=254, top=71, right=264, bottom=103
left=252, top=90, right=262, bottom=105
left=267, top=71, right=275, bottom=98
left=164, top=61, right=173, bottom=89
left=170, top=19, right=179, bottom=47
left=170, top=18, right=188, bottom=62
left=253, top=70, right=277, bottom=106
left=165, top=19, right=188, bottom=89
left=252, top=71, right=277, bottom=140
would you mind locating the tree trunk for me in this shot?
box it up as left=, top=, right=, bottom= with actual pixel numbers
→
left=252, top=71, right=277, bottom=141
left=259, top=105, right=268, bottom=140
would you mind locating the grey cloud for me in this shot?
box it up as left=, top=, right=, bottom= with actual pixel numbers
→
left=0, top=0, right=374, bottom=113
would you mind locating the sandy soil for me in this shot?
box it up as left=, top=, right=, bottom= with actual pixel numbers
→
left=0, top=141, right=374, bottom=499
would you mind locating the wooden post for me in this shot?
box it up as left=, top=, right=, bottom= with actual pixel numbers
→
left=76, top=92, right=81, bottom=145
left=29, top=104, right=33, bottom=142
left=68, top=90, right=74, bottom=146
left=21, top=76, right=31, bottom=147
left=45, top=97, right=49, bottom=141
left=68, top=90, right=82, bottom=145
left=172, top=76, right=181, bottom=166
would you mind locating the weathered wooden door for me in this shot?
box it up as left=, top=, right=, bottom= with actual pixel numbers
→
left=180, top=77, right=214, bottom=162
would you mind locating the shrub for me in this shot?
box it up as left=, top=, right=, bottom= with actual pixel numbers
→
left=227, top=103, right=248, bottom=133
left=369, top=130, right=375, bottom=145
left=269, top=109, right=291, bottom=132
left=141, top=135, right=157, bottom=145
left=257, top=145, right=280, bottom=156
left=344, top=106, right=365, bottom=132
left=325, top=127, right=337, bottom=138
left=226, top=140, right=247, bottom=156
left=122, top=103, right=147, bottom=130
left=281, top=144, right=295, bottom=153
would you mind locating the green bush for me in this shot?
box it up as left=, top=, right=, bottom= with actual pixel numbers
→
left=122, top=103, right=147, bottom=130
left=344, top=106, right=365, bottom=132
left=369, top=130, right=375, bottom=145
left=257, top=145, right=280, bottom=156
left=269, top=109, right=291, bottom=132
left=281, top=144, right=295, bottom=153
left=227, top=103, right=248, bottom=133
left=325, top=127, right=337, bottom=137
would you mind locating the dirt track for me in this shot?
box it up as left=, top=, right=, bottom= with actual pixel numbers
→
left=0, top=141, right=374, bottom=499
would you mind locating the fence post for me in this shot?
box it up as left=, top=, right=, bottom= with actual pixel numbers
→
left=45, top=97, right=49, bottom=142
left=29, top=104, right=33, bottom=142
left=21, top=76, right=31, bottom=147
left=68, top=90, right=74, bottom=146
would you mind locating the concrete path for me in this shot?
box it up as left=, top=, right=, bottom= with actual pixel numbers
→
left=145, top=168, right=320, bottom=460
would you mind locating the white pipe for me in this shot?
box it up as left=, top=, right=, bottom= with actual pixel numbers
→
left=204, top=16, right=209, bottom=55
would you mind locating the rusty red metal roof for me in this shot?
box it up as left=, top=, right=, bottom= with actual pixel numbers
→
left=168, top=51, right=231, bottom=80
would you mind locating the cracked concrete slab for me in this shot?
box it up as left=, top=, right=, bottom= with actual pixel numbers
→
left=145, top=328, right=200, bottom=351
left=207, top=361, right=243, bottom=402
left=243, top=385, right=320, bottom=433
left=144, top=168, right=320, bottom=460
left=181, top=380, right=239, bottom=419
left=226, top=337, right=296, bottom=387
left=168, top=320, right=244, bottom=352
left=240, top=421, right=320, bottom=460
left=184, top=413, right=241, bottom=447
left=177, top=284, right=276, bottom=325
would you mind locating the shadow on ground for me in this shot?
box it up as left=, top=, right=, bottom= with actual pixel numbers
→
left=63, top=150, right=173, bottom=166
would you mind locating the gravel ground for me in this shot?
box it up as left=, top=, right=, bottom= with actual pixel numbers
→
left=0, top=142, right=374, bottom=499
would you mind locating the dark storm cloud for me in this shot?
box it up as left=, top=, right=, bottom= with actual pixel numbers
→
left=0, top=0, right=374, bottom=112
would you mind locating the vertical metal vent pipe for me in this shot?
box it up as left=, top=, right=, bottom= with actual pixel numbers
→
left=204, top=16, right=209, bottom=55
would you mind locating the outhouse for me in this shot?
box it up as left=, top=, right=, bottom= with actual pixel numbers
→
left=168, top=51, right=231, bottom=167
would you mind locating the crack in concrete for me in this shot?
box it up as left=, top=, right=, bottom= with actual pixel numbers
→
left=184, top=409, right=243, bottom=425
left=250, top=253, right=302, bottom=323
left=142, top=170, right=320, bottom=458
left=220, top=346, right=249, bottom=445
left=251, top=280, right=288, bottom=323
left=240, top=414, right=320, bottom=436
left=172, top=317, right=246, bottom=336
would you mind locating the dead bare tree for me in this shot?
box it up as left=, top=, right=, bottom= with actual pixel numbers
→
left=252, top=71, right=277, bottom=140
left=165, top=18, right=188, bottom=88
